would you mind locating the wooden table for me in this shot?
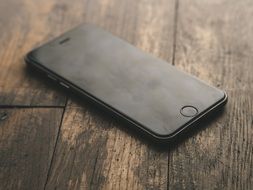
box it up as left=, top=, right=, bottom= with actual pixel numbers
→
left=0, top=0, right=252, bottom=189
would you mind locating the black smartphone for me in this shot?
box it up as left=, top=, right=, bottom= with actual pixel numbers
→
left=25, top=24, right=227, bottom=143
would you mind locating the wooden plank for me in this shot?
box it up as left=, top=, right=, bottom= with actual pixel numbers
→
left=0, top=0, right=88, bottom=106
left=45, top=101, right=168, bottom=190
left=0, top=108, right=63, bottom=190
left=169, top=0, right=253, bottom=189
left=44, top=0, right=176, bottom=189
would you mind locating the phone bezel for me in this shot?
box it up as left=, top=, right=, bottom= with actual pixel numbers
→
left=25, top=53, right=228, bottom=143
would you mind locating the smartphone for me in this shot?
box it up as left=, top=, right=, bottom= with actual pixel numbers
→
left=25, top=24, right=227, bottom=143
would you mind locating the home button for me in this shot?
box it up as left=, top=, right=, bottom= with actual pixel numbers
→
left=180, top=106, right=198, bottom=117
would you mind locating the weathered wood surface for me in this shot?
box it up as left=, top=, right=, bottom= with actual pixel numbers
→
left=0, top=0, right=252, bottom=190
left=168, top=0, right=253, bottom=189
left=0, top=108, right=63, bottom=190
left=0, top=0, right=70, bottom=106
left=44, top=100, right=168, bottom=190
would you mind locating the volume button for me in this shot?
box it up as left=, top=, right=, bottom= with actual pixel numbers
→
left=47, top=74, right=57, bottom=81
left=59, top=82, right=70, bottom=89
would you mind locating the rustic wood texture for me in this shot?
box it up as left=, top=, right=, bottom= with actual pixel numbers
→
left=0, top=0, right=74, bottom=106
left=168, top=0, right=253, bottom=189
left=0, top=0, right=252, bottom=189
left=0, top=108, right=63, bottom=190
left=45, top=100, right=169, bottom=190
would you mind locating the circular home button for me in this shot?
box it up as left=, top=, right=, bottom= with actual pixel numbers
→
left=180, top=106, right=198, bottom=117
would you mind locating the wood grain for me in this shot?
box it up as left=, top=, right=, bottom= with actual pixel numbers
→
left=169, top=0, right=253, bottom=189
left=0, top=0, right=85, bottom=106
left=44, top=0, right=176, bottom=189
left=0, top=108, right=63, bottom=190
left=45, top=100, right=169, bottom=190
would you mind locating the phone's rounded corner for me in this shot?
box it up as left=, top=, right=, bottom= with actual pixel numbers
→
left=24, top=50, right=40, bottom=70
left=216, top=90, right=228, bottom=109
left=146, top=90, right=229, bottom=144
left=221, top=90, right=228, bottom=104
left=25, top=50, right=35, bottom=63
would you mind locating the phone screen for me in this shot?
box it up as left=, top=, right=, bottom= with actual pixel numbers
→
left=28, top=24, right=226, bottom=137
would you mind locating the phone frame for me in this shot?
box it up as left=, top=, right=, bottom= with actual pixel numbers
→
left=25, top=52, right=228, bottom=143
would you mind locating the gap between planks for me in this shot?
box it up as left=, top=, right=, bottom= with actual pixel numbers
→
left=43, top=97, right=69, bottom=190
